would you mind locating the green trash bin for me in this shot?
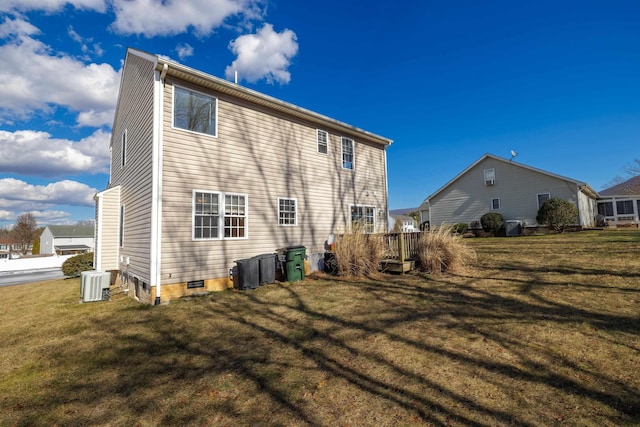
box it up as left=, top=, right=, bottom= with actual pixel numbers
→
left=284, top=246, right=306, bottom=282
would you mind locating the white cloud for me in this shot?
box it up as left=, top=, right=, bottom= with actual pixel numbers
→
left=225, top=24, right=298, bottom=84
left=110, top=0, right=266, bottom=37
left=0, top=129, right=110, bottom=177
left=0, top=17, right=120, bottom=127
left=175, top=43, right=194, bottom=60
left=0, top=0, right=106, bottom=13
left=0, top=178, right=97, bottom=208
left=68, top=25, right=104, bottom=58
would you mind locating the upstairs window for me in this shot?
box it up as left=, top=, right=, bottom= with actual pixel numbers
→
left=484, top=168, right=495, bottom=186
left=278, top=198, right=297, bottom=226
left=174, top=86, right=217, bottom=137
left=317, top=130, right=328, bottom=155
left=342, top=137, right=354, bottom=170
left=491, top=198, right=500, bottom=210
left=537, top=193, right=550, bottom=208
left=121, top=130, right=127, bottom=167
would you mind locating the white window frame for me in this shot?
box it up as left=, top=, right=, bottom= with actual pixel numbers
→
left=350, top=205, right=376, bottom=233
left=317, top=129, right=328, bottom=155
left=173, top=85, right=218, bottom=138
left=537, top=193, right=551, bottom=209
left=484, top=168, right=495, bottom=186
left=341, top=137, right=354, bottom=170
left=121, top=129, right=127, bottom=168
left=491, top=198, right=500, bottom=210
left=192, top=190, right=248, bottom=240
left=278, top=197, right=298, bottom=226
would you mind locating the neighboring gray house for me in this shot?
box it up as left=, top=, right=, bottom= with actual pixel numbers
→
left=596, top=176, right=640, bottom=226
left=40, top=225, right=95, bottom=255
left=418, top=154, right=599, bottom=230
left=94, top=48, right=392, bottom=304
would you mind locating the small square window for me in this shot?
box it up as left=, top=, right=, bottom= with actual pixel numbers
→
left=174, top=86, right=217, bottom=137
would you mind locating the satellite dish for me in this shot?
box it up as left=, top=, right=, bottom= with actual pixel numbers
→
left=510, top=150, right=518, bottom=161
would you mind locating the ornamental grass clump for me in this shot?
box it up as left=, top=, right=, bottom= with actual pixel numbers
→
left=416, top=225, right=476, bottom=274
left=334, top=223, right=386, bottom=277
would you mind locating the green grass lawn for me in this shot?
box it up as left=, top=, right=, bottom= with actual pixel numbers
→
left=1, top=230, right=639, bottom=426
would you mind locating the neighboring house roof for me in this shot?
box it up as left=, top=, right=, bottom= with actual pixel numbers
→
left=46, top=225, right=94, bottom=238
left=599, top=175, right=640, bottom=196
left=124, top=48, right=393, bottom=149
left=422, top=153, right=599, bottom=204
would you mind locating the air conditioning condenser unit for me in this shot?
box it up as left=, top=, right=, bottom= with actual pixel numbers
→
left=81, top=271, right=111, bottom=302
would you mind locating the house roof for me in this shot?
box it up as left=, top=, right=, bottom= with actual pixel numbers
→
left=599, top=175, right=640, bottom=196
left=422, top=153, right=599, bottom=204
left=46, top=225, right=94, bottom=238
left=124, top=48, right=393, bottom=149
left=390, top=214, right=415, bottom=222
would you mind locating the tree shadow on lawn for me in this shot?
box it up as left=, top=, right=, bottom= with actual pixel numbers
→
left=8, top=273, right=640, bottom=426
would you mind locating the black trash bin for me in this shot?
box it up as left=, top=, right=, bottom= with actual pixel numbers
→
left=235, top=257, right=259, bottom=290
left=284, top=246, right=306, bottom=282
left=255, top=253, right=276, bottom=285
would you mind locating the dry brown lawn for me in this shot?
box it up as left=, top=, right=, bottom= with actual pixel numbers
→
left=1, top=230, right=639, bottom=426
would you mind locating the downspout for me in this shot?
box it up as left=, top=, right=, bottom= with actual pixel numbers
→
left=152, top=62, right=168, bottom=305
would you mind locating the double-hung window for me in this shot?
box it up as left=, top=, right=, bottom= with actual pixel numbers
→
left=121, top=130, right=127, bottom=167
left=278, top=198, right=297, bottom=226
left=484, top=168, right=495, bottom=185
left=174, top=86, right=217, bottom=137
left=491, top=198, right=500, bottom=210
left=193, top=191, right=247, bottom=240
left=342, top=137, right=354, bottom=170
left=317, top=130, right=328, bottom=155
left=351, top=205, right=375, bottom=233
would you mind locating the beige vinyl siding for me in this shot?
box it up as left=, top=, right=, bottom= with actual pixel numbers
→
left=159, top=77, right=387, bottom=285
left=95, top=186, right=121, bottom=271
left=577, top=190, right=596, bottom=227
left=109, top=52, right=156, bottom=283
left=431, top=157, right=580, bottom=227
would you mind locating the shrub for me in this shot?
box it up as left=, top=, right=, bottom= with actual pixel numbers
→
left=62, top=252, right=94, bottom=277
left=416, top=225, right=476, bottom=274
left=452, top=223, right=468, bottom=234
left=334, top=224, right=386, bottom=277
left=536, top=198, right=578, bottom=233
left=480, top=212, right=504, bottom=234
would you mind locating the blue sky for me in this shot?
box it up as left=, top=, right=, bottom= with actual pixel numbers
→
left=1, top=1, right=639, bottom=228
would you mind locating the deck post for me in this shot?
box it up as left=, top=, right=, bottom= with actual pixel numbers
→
left=399, top=232, right=405, bottom=264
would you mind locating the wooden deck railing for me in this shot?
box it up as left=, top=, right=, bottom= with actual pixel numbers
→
left=381, top=231, right=423, bottom=262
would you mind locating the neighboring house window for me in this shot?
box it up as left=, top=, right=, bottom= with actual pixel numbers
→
left=537, top=193, right=550, bottom=209
left=484, top=168, right=495, bottom=185
left=121, top=129, right=127, bottom=167
left=342, top=137, right=354, bottom=170
left=193, top=191, right=247, bottom=239
left=174, top=86, right=217, bottom=137
left=119, top=205, right=125, bottom=247
left=278, top=198, right=297, bottom=226
left=598, top=202, right=613, bottom=217
left=317, top=130, right=328, bottom=155
left=616, top=200, right=634, bottom=215
left=0, top=253, right=7, bottom=260
left=491, top=198, right=500, bottom=210
left=351, top=205, right=375, bottom=233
